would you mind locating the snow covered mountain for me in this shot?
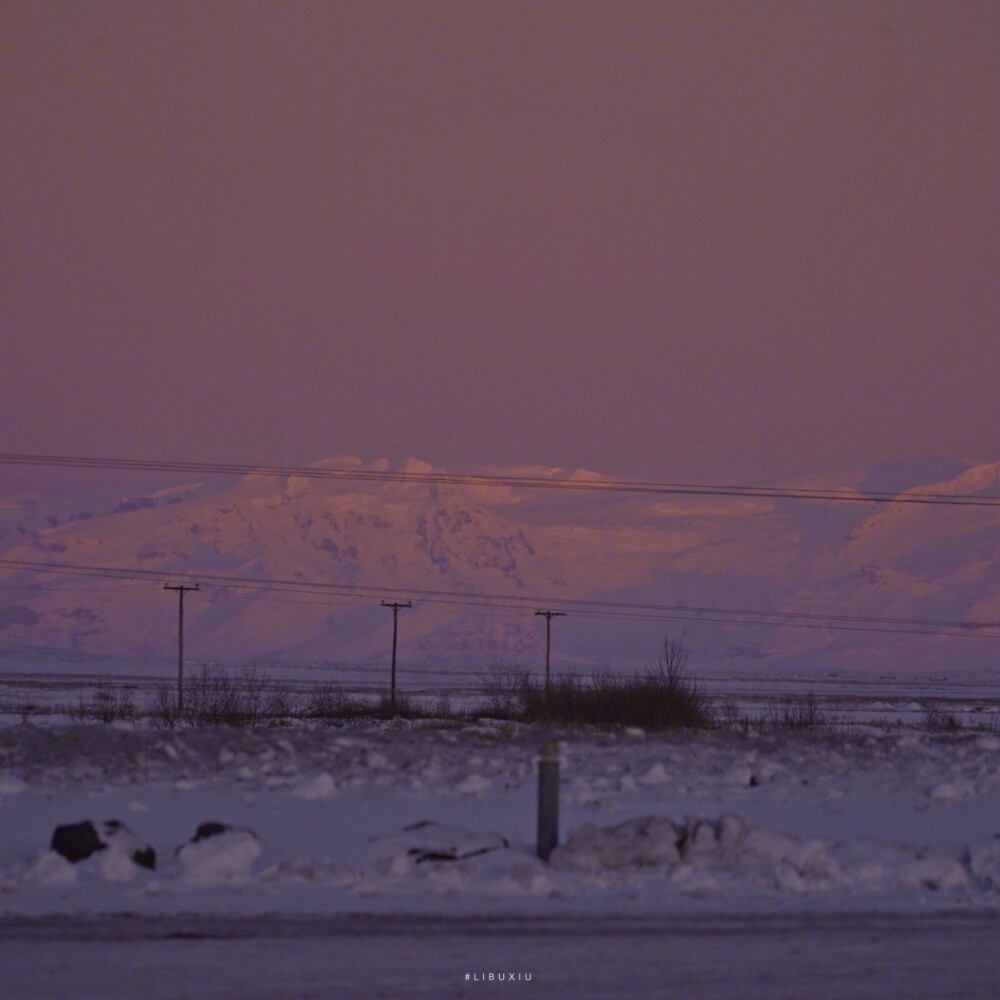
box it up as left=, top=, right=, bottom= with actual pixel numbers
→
left=1, top=456, right=999, bottom=677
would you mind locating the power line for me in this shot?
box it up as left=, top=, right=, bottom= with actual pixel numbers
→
left=0, top=581, right=158, bottom=594
left=2, top=556, right=998, bottom=639
left=2, top=451, right=1000, bottom=506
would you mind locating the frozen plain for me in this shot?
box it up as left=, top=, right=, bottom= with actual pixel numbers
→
left=1, top=717, right=1000, bottom=998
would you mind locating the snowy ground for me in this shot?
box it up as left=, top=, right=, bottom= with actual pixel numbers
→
left=3, top=665, right=1000, bottom=730
left=2, top=717, right=1000, bottom=996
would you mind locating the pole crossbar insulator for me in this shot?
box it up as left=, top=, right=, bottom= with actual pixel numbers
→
left=381, top=600, right=411, bottom=714
left=534, top=609, right=566, bottom=695
left=164, top=583, right=199, bottom=712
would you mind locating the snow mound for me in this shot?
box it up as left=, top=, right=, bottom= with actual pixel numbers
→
left=929, top=779, right=975, bottom=804
left=738, top=823, right=842, bottom=892
left=370, top=821, right=509, bottom=867
left=98, top=845, right=146, bottom=883
left=98, top=820, right=157, bottom=879
left=551, top=814, right=842, bottom=892
left=899, top=856, right=969, bottom=892
left=293, top=772, right=337, bottom=800
left=29, top=851, right=77, bottom=885
left=0, top=774, right=27, bottom=796
left=175, top=825, right=262, bottom=884
left=352, top=822, right=553, bottom=899
left=968, top=840, right=1000, bottom=891
left=550, top=816, right=683, bottom=873
left=454, top=773, right=492, bottom=795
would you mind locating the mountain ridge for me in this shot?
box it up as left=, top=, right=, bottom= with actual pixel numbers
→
left=1, top=456, right=999, bottom=677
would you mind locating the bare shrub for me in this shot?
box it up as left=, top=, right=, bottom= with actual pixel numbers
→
left=716, top=699, right=753, bottom=732
left=480, top=662, right=531, bottom=718
left=17, top=701, right=40, bottom=725
left=479, top=637, right=712, bottom=730
left=147, top=684, right=179, bottom=729
left=94, top=683, right=135, bottom=723
left=70, top=682, right=136, bottom=724
left=650, top=635, right=691, bottom=686
left=432, top=694, right=453, bottom=719
left=145, top=666, right=300, bottom=728
left=304, top=682, right=363, bottom=722
left=374, top=689, right=414, bottom=719
left=183, top=667, right=242, bottom=725
left=262, top=684, right=299, bottom=726
left=760, top=693, right=834, bottom=731
left=924, top=704, right=962, bottom=733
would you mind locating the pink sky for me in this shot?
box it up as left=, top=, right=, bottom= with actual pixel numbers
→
left=2, top=1, right=998, bottom=485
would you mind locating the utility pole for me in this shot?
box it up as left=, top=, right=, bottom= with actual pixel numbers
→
left=381, top=600, right=411, bottom=714
left=165, top=583, right=199, bottom=712
left=535, top=610, right=565, bottom=696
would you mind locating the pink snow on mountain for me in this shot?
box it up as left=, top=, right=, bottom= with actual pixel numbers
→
left=1, top=456, right=999, bottom=676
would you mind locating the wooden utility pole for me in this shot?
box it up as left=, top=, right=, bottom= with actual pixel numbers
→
left=381, top=600, right=411, bottom=714
left=165, top=583, right=199, bottom=711
left=534, top=609, right=565, bottom=695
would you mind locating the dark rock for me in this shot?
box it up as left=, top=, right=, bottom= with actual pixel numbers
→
left=131, top=846, right=156, bottom=870
left=100, top=820, right=157, bottom=870
left=193, top=822, right=232, bottom=842
left=51, top=820, right=105, bottom=863
left=50, top=819, right=156, bottom=869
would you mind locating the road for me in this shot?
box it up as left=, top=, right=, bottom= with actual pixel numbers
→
left=1, top=910, right=998, bottom=999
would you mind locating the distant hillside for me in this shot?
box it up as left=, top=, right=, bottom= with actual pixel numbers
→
left=1, top=456, right=999, bottom=678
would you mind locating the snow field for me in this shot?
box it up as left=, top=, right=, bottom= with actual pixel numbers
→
left=0, top=720, right=999, bottom=915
